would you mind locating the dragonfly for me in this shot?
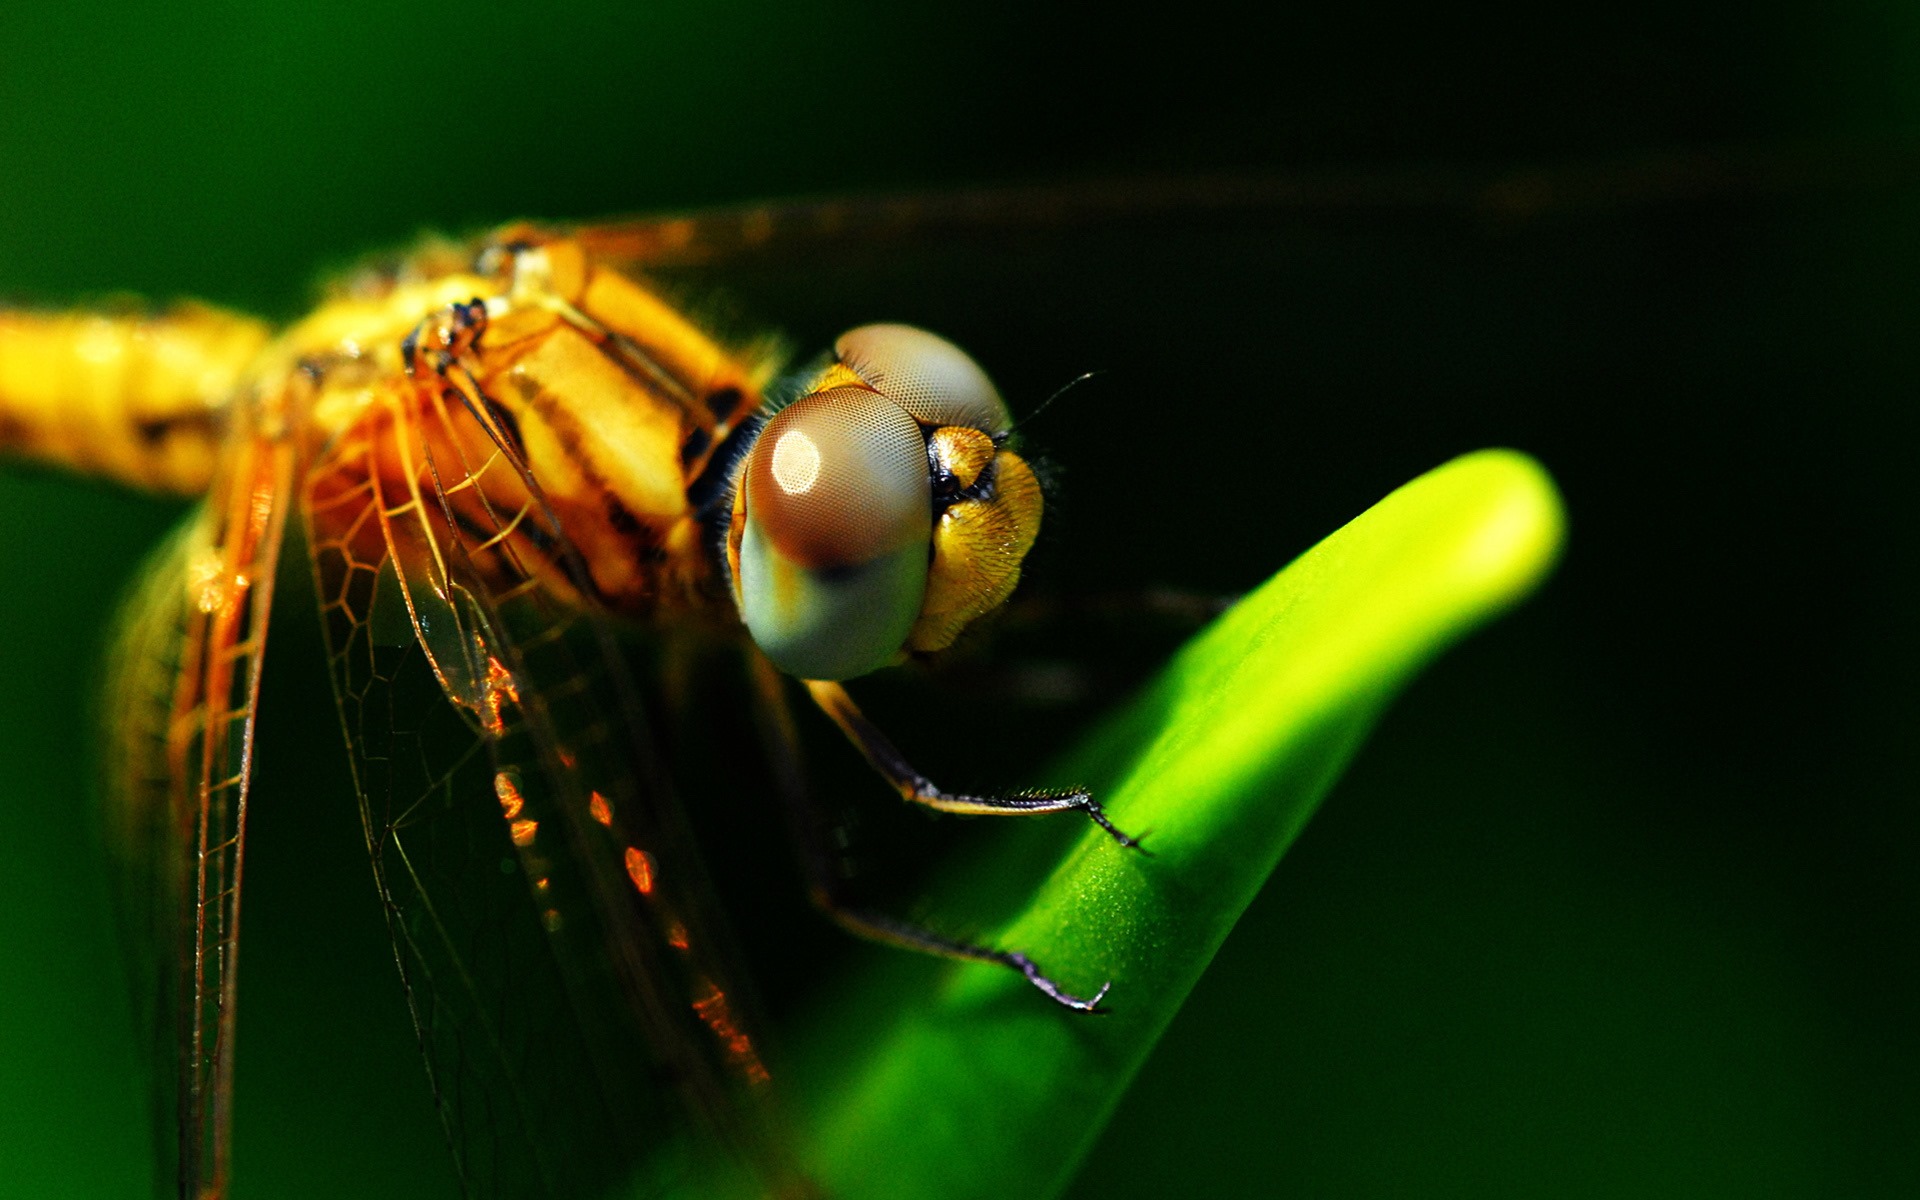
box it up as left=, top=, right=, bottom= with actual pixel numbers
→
left=0, top=197, right=1187, bottom=1198
left=2, top=157, right=1853, bottom=1198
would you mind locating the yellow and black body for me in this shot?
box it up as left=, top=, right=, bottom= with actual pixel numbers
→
left=0, top=216, right=1126, bottom=1199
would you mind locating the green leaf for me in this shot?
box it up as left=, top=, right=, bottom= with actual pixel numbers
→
left=778, top=448, right=1567, bottom=1198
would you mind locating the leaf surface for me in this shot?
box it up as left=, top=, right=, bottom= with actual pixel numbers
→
left=781, top=448, right=1567, bottom=1198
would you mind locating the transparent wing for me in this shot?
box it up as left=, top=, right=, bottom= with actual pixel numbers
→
left=564, top=146, right=1885, bottom=272
left=100, top=414, right=293, bottom=1199
left=301, top=368, right=786, bottom=1197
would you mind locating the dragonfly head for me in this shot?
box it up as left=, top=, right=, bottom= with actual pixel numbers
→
left=727, top=324, right=1042, bottom=681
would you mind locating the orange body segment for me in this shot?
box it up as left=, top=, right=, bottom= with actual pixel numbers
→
left=0, top=304, right=270, bottom=494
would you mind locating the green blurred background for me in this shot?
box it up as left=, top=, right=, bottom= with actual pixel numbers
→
left=0, top=2, right=1914, bottom=1196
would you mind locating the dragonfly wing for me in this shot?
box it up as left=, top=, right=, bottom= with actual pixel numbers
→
left=557, top=159, right=1752, bottom=271
left=566, top=181, right=1339, bottom=270
left=303, top=373, right=785, bottom=1197
left=100, top=414, right=294, bottom=1198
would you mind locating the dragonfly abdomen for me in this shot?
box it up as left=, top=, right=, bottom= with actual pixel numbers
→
left=0, top=303, right=269, bottom=494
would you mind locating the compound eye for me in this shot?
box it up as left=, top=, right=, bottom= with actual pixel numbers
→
left=736, top=387, right=934, bottom=680
left=745, top=387, right=931, bottom=568
left=835, top=324, right=1010, bottom=435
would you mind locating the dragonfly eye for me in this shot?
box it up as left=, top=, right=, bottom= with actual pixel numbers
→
left=734, top=386, right=933, bottom=680
left=835, top=324, right=1011, bottom=434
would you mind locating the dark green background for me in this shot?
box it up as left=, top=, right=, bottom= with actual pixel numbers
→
left=0, top=2, right=1913, bottom=1196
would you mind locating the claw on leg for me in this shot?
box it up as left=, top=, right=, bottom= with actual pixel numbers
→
left=1004, top=951, right=1112, bottom=1013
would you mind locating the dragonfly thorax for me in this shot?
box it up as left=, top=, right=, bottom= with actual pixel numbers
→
left=303, top=235, right=1042, bottom=682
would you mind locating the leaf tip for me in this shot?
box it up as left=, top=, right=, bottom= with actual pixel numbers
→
left=1427, top=447, right=1567, bottom=615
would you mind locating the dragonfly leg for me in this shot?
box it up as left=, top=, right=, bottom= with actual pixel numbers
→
left=745, top=656, right=1112, bottom=1012
left=810, top=899, right=1110, bottom=1013
left=801, top=679, right=1148, bottom=852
